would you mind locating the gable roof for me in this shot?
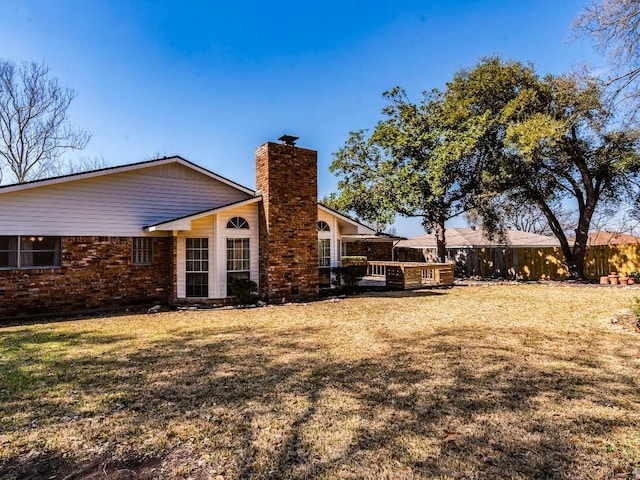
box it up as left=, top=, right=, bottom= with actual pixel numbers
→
left=0, top=156, right=255, bottom=196
left=317, top=204, right=378, bottom=235
left=583, top=231, right=640, bottom=246
left=147, top=201, right=386, bottom=234
left=396, top=227, right=561, bottom=249
left=145, top=196, right=262, bottom=231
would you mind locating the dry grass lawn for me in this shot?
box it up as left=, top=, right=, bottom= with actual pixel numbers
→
left=1, top=284, right=640, bottom=479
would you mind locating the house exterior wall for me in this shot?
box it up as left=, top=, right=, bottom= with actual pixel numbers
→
left=174, top=204, right=260, bottom=300
left=318, top=209, right=340, bottom=269
left=216, top=204, right=260, bottom=298
left=0, top=236, right=172, bottom=317
left=344, top=241, right=393, bottom=261
left=256, top=142, right=319, bottom=302
left=0, top=162, right=251, bottom=237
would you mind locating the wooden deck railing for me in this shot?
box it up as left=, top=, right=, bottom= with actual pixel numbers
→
left=367, top=261, right=455, bottom=288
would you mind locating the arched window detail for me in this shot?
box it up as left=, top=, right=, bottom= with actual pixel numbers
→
left=317, top=221, right=330, bottom=232
left=227, top=217, right=249, bottom=229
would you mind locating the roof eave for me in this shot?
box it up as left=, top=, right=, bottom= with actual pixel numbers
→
left=317, top=204, right=377, bottom=234
left=144, top=195, right=262, bottom=231
left=0, top=156, right=255, bottom=196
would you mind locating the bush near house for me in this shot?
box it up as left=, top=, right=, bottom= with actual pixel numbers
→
left=228, top=278, right=258, bottom=305
left=333, top=264, right=367, bottom=292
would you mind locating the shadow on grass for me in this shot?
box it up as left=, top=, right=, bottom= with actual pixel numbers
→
left=356, top=288, right=450, bottom=299
left=0, top=320, right=639, bottom=479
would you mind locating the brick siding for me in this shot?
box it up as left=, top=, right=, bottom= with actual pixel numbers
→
left=256, top=142, right=319, bottom=303
left=0, top=236, right=173, bottom=317
left=344, top=241, right=393, bottom=261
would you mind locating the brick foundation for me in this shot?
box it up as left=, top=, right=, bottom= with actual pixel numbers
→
left=256, top=141, right=319, bottom=303
left=0, top=236, right=173, bottom=317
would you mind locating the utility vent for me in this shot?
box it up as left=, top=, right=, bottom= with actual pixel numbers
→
left=278, top=134, right=299, bottom=146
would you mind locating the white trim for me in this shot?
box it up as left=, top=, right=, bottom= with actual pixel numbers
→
left=146, top=196, right=262, bottom=232
left=317, top=204, right=376, bottom=234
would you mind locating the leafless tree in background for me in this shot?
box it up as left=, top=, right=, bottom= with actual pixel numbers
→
left=0, top=60, right=91, bottom=184
left=55, top=155, right=107, bottom=176
left=574, top=0, right=640, bottom=120
left=466, top=199, right=576, bottom=237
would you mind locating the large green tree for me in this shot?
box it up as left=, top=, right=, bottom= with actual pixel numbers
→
left=441, top=57, right=640, bottom=279
left=329, top=88, right=471, bottom=262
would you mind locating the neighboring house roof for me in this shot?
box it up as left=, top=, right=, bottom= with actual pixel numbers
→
left=582, top=231, right=640, bottom=246
left=0, top=156, right=255, bottom=196
left=396, top=227, right=561, bottom=249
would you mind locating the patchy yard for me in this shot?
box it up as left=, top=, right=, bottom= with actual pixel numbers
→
left=1, top=285, right=639, bottom=479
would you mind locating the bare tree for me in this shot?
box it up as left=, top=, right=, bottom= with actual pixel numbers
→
left=574, top=0, right=640, bottom=120
left=466, top=198, right=576, bottom=237
left=56, top=155, right=107, bottom=176
left=0, top=59, right=91, bottom=184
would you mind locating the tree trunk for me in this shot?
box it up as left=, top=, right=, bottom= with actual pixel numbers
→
left=565, top=250, right=586, bottom=280
left=535, top=194, right=593, bottom=281
left=567, top=192, right=597, bottom=281
left=568, top=210, right=595, bottom=281
left=434, top=220, right=447, bottom=263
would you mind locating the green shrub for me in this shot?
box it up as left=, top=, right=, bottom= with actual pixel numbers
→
left=229, top=278, right=258, bottom=305
left=341, top=256, right=367, bottom=264
left=333, top=265, right=367, bottom=293
left=629, top=270, right=640, bottom=282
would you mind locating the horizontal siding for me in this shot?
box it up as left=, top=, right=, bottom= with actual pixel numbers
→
left=216, top=205, right=260, bottom=298
left=0, top=163, right=251, bottom=236
left=176, top=215, right=216, bottom=299
left=175, top=204, right=259, bottom=300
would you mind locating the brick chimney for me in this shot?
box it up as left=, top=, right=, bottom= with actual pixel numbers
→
left=256, top=137, right=319, bottom=303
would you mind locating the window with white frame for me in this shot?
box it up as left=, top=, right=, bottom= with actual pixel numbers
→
left=317, top=221, right=330, bottom=232
left=318, top=238, right=331, bottom=287
left=226, top=238, right=250, bottom=295
left=132, top=237, right=153, bottom=265
left=227, top=216, right=249, bottom=229
left=186, top=238, right=208, bottom=297
left=0, top=236, right=61, bottom=269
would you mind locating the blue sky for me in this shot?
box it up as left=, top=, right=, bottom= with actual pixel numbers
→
left=2, top=0, right=600, bottom=236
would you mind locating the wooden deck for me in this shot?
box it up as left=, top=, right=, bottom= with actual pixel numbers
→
left=367, top=261, right=455, bottom=289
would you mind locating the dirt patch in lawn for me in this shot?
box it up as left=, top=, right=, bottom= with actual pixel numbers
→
left=1, top=285, right=639, bottom=479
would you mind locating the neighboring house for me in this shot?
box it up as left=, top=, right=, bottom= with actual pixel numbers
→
left=395, top=227, right=560, bottom=278
left=0, top=138, right=391, bottom=317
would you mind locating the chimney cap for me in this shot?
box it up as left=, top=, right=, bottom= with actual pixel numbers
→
left=278, top=134, right=299, bottom=146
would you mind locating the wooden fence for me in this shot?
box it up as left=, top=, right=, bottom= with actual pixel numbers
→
left=446, top=245, right=640, bottom=280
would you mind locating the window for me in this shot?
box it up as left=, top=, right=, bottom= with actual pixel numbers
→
left=132, top=237, right=153, bottom=265
left=318, top=238, right=331, bottom=287
left=0, top=237, right=18, bottom=268
left=227, top=217, right=249, bottom=229
left=186, top=238, right=208, bottom=297
left=0, top=236, right=61, bottom=269
left=317, top=221, right=330, bottom=232
left=227, top=238, right=250, bottom=295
